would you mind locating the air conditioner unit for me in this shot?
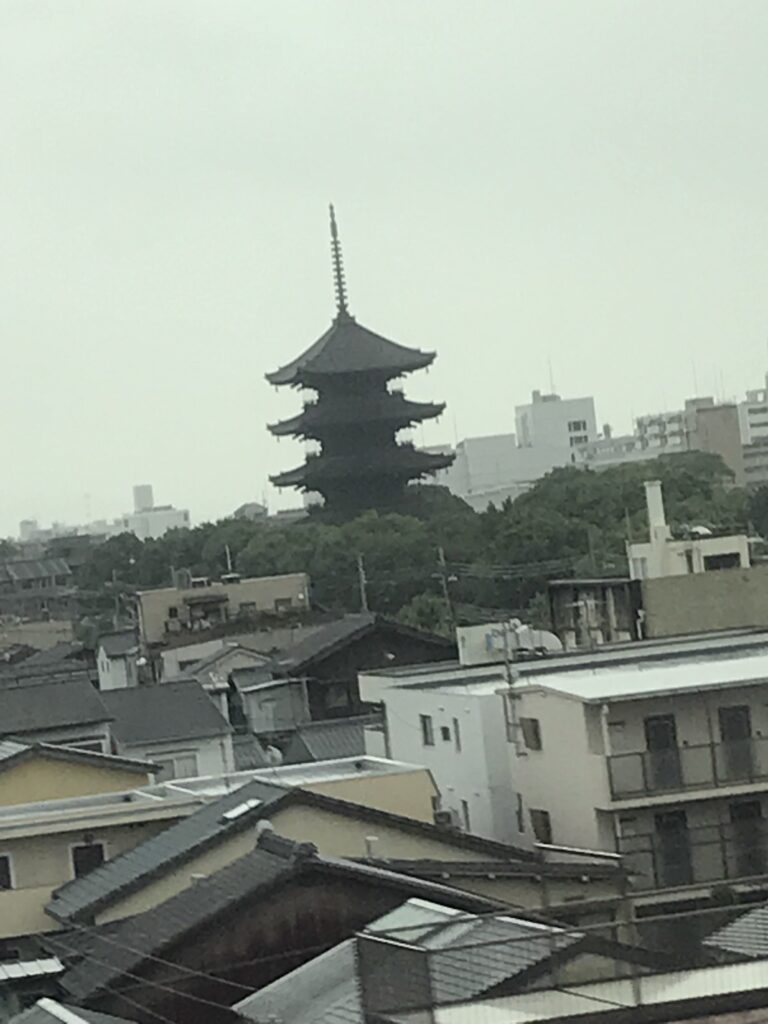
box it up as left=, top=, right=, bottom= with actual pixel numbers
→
left=433, top=808, right=461, bottom=829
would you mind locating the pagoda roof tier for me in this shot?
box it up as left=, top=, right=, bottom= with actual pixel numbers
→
left=266, top=313, right=435, bottom=387
left=268, top=393, right=446, bottom=438
left=270, top=446, right=454, bottom=489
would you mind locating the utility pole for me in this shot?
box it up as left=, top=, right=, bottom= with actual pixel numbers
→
left=356, top=553, right=369, bottom=612
left=437, top=546, right=456, bottom=633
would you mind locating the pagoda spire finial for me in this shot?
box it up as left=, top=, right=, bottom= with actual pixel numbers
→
left=329, top=203, right=349, bottom=318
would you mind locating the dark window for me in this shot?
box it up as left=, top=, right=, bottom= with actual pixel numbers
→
left=72, top=843, right=105, bottom=879
left=0, top=855, right=12, bottom=889
left=420, top=715, right=434, bottom=746
left=529, top=809, right=553, bottom=844
left=440, top=725, right=451, bottom=742
left=274, top=597, right=293, bottom=612
left=167, top=606, right=179, bottom=619
left=516, top=793, right=525, bottom=833
left=520, top=717, right=542, bottom=751
left=453, top=717, right=461, bottom=752
left=461, top=799, right=471, bottom=831
left=704, top=553, right=741, bottom=571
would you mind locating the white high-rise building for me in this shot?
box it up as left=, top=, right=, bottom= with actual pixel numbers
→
left=514, top=390, right=598, bottom=451
left=133, top=484, right=155, bottom=513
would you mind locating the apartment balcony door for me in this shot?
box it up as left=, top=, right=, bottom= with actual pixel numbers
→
left=730, top=799, right=766, bottom=878
left=644, top=714, right=682, bottom=791
left=719, top=705, right=753, bottom=782
left=654, top=809, right=693, bottom=887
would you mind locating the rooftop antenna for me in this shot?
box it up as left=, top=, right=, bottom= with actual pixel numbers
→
left=329, top=203, right=349, bottom=319
left=547, top=355, right=556, bottom=395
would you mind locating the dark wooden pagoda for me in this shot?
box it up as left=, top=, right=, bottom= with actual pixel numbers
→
left=267, top=207, right=454, bottom=515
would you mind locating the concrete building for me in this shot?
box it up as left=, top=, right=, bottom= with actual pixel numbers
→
left=363, top=629, right=768, bottom=911
left=136, top=571, right=310, bottom=647
left=743, top=437, right=768, bottom=489
left=514, top=390, right=598, bottom=451
left=739, top=374, right=768, bottom=444
left=627, top=480, right=750, bottom=580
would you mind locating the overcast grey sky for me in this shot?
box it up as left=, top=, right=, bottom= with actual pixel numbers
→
left=3, top=0, right=768, bottom=536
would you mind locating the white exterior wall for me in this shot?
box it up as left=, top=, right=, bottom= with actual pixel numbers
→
left=120, top=507, right=191, bottom=541
left=512, top=690, right=613, bottom=850
left=161, top=639, right=228, bottom=679
left=515, top=393, right=597, bottom=450
left=628, top=534, right=750, bottom=580
left=369, top=680, right=529, bottom=845
left=15, top=722, right=113, bottom=753
left=116, top=733, right=235, bottom=779
left=97, top=649, right=136, bottom=691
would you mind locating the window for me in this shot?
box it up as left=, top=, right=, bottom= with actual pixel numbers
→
left=274, top=597, right=294, bottom=612
left=71, top=842, right=105, bottom=879
left=568, top=419, right=587, bottom=432
left=0, top=855, right=12, bottom=890
left=520, top=717, right=542, bottom=751
left=569, top=434, right=589, bottom=446
left=461, top=799, right=471, bottom=831
left=420, top=715, right=435, bottom=746
left=453, top=717, right=462, bottom=752
left=154, top=752, right=199, bottom=781
left=440, top=725, right=451, bottom=742
left=516, top=794, right=525, bottom=833
left=167, top=606, right=179, bottom=619
left=529, top=809, right=553, bottom=844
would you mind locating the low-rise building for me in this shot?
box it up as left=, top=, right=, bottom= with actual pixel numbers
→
left=0, top=560, right=74, bottom=622
left=136, top=572, right=311, bottom=647
left=96, top=632, right=141, bottom=691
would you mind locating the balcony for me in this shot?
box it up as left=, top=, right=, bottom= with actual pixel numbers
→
left=620, top=819, right=768, bottom=890
left=608, top=738, right=768, bottom=799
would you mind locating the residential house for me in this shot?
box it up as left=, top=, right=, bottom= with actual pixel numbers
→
left=44, top=771, right=623, bottom=937
left=48, top=831, right=500, bottom=1024
left=0, top=677, right=114, bottom=753
left=230, top=670, right=309, bottom=737
left=283, top=714, right=386, bottom=764
left=0, top=561, right=75, bottom=622
left=101, top=682, right=234, bottom=780
left=95, top=633, right=140, bottom=691
left=136, top=572, right=310, bottom=647
left=0, top=756, right=443, bottom=943
left=270, top=613, right=457, bottom=719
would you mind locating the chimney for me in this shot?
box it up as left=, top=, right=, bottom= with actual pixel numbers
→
left=644, top=480, right=671, bottom=542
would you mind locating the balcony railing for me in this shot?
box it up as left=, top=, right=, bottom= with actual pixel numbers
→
left=608, top=737, right=768, bottom=799
left=619, top=819, right=768, bottom=890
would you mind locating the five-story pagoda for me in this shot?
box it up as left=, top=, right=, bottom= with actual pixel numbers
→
left=267, top=207, right=454, bottom=515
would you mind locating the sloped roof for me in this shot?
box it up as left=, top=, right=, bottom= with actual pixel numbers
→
left=704, top=904, right=768, bottom=958
left=19, top=642, right=86, bottom=667
left=179, top=644, right=272, bottom=681
left=46, top=777, right=291, bottom=923
left=0, top=558, right=71, bottom=583
left=54, top=832, right=496, bottom=1002
left=273, top=614, right=454, bottom=674
left=101, top=681, right=232, bottom=747
left=0, top=664, right=96, bottom=688
left=266, top=315, right=435, bottom=386
left=284, top=715, right=380, bottom=764
left=0, top=678, right=111, bottom=736
left=0, top=739, right=154, bottom=775
left=98, top=632, right=138, bottom=658
left=10, top=999, right=136, bottom=1024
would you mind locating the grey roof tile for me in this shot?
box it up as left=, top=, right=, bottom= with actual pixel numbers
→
left=0, top=678, right=110, bottom=736
left=284, top=715, right=380, bottom=764
left=98, top=632, right=138, bottom=658
left=10, top=999, right=136, bottom=1023
left=46, top=778, right=291, bottom=923
left=101, top=681, right=232, bottom=746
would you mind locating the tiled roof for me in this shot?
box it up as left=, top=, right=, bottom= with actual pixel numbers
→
left=0, top=558, right=71, bottom=583
left=0, top=678, right=111, bottom=736
left=283, top=715, right=381, bottom=764
left=0, top=740, right=154, bottom=774
left=266, top=315, right=435, bottom=387
left=101, top=681, right=232, bottom=746
left=20, top=642, right=86, bottom=667
left=54, top=832, right=496, bottom=1003
left=46, top=778, right=291, bottom=923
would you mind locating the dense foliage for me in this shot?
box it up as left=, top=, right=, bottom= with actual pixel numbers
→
left=73, top=451, right=759, bottom=636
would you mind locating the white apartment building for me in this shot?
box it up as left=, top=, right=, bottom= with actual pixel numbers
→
left=627, top=480, right=750, bottom=580
left=514, top=390, right=598, bottom=451
left=362, top=630, right=768, bottom=907
left=739, top=374, right=768, bottom=444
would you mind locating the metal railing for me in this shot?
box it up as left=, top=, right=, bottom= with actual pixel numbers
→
left=608, top=737, right=768, bottom=798
left=619, top=819, right=768, bottom=889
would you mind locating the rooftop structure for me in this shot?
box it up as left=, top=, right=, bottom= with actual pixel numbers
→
left=266, top=207, right=453, bottom=514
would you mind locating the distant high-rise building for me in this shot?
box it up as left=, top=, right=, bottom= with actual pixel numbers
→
left=133, top=484, right=155, bottom=513
left=514, top=390, right=598, bottom=451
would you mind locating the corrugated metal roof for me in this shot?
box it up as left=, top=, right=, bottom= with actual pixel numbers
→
left=0, top=958, right=63, bottom=982
left=10, top=998, right=136, bottom=1023
left=46, top=777, right=291, bottom=923
left=704, top=904, right=768, bottom=958
left=102, top=681, right=232, bottom=746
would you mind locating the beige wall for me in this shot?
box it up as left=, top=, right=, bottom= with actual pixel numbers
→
left=302, top=769, right=437, bottom=823
left=0, top=758, right=152, bottom=806
left=643, top=567, right=768, bottom=638
left=138, top=573, right=310, bottom=644
left=0, top=820, right=166, bottom=938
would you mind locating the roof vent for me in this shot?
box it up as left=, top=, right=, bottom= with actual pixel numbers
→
left=221, top=797, right=262, bottom=822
